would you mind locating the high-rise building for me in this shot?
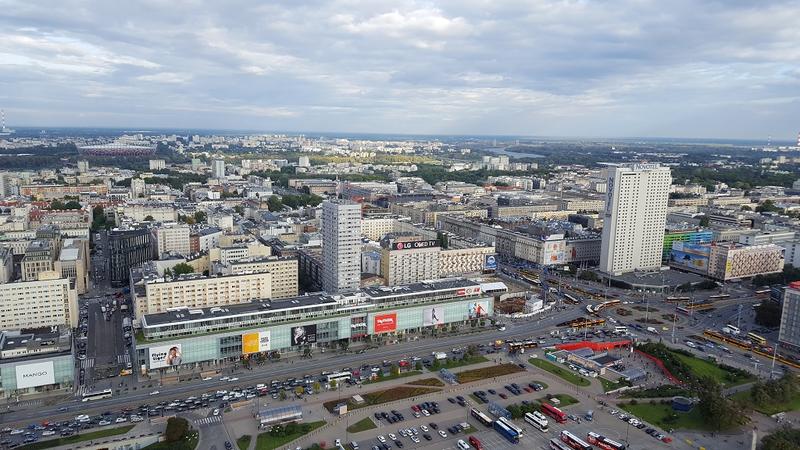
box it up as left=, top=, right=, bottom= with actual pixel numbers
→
left=131, top=178, right=146, bottom=198
left=153, top=222, right=191, bottom=258
left=212, top=159, right=226, bottom=179
left=322, top=200, right=361, bottom=293
left=298, top=156, right=310, bottom=167
left=77, top=160, right=89, bottom=173
left=600, top=164, right=671, bottom=275
left=109, top=227, right=154, bottom=287
left=149, top=159, right=166, bottom=171
left=780, top=281, right=800, bottom=350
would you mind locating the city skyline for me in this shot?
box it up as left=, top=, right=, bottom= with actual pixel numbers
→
left=1, top=1, right=799, bottom=140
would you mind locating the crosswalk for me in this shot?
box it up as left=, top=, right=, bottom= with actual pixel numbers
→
left=79, top=358, right=95, bottom=369
left=194, top=416, right=223, bottom=426
left=117, top=354, right=131, bottom=365
left=75, top=386, right=90, bottom=397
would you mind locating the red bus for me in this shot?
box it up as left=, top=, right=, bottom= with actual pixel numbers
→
left=587, top=431, right=626, bottom=450
left=541, top=402, right=567, bottom=423
left=560, top=430, right=591, bottom=450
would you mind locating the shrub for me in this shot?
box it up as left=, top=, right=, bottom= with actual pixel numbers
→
left=165, top=417, right=190, bottom=442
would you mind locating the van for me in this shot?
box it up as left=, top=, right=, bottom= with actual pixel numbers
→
left=457, top=440, right=470, bottom=450
left=350, top=441, right=359, bottom=449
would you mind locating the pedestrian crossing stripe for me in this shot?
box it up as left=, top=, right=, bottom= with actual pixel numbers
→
left=195, top=416, right=222, bottom=425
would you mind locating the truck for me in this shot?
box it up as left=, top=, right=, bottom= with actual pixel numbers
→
left=432, top=352, right=447, bottom=360
left=122, top=317, right=132, bottom=328
left=646, top=326, right=659, bottom=335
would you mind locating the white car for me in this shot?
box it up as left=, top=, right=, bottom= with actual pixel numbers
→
left=229, top=377, right=239, bottom=382
left=421, top=409, right=430, bottom=416
left=131, top=415, right=144, bottom=422
left=377, top=435, right=386, bottom=443
left=42, top=430, right=55, bottom=436
left=457, top=440, right=470, bottom=450
left=438, top=430, right=447, bottom=438
left=213, top=409, right=220, bottom=416
left=420, top=425, right=429, bottom=432
left=203, top=377, right=213, bottom=381
left=388, top=433, right=397, bottom=441
left=149, top=390, right=160, bottom=396
left=335, top=439, right=342, bottom=447
left=115, top=417, right=127, bottom=423
left=98, top=420, right=111, bottom=426
left=411, top=436, right=420, bottom=443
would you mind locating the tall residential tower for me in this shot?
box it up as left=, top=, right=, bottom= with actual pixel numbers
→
left=322, top=200, right=361, bottom=294
left=600, top=163, right=671, bottom=276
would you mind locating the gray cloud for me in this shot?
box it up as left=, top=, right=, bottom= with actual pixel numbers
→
left=0, top=0, right=798, bottom=139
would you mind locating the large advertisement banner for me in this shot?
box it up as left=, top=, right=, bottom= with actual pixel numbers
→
left=392, top=240, right=439, bottom=251
left=423, top=307, right=444, bottom=326
left=484, top=254, right=497, bottom=271
left=669, top=241, right=710, bottom=272
left=291, top=325, right=317, bottom=346
left=468, top=301, right=489, bottom=319
left=242, top=331, right=270, bottom=354
left=15, top=361, right=55, bottom=389
left=149, top=344, right=183, bottom=369
left=374, top=313, right=398, bottom=333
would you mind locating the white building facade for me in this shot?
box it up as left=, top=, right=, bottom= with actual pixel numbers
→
left=322, top=200, right=362, bottom=294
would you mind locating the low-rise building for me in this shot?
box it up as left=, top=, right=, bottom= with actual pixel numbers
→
left=0, top=326, right=74, bottom=398
left=707, top=243, right=784, bottom=281
left=223, top=256, right=298, bottom=299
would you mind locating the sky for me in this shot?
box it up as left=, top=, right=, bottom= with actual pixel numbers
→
left=1, top=0, right=799, bottom=139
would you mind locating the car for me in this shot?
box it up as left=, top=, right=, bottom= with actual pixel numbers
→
left=438, top=430, right=447, bottom=438
left=420, top=425, right=429, bottom=432
left=335, top=439, right=342, bottom=447
left=388, top=434, right=396, bottom=441
left=421, top=409, right=430, bottom=417
left=457, top=440, right=470, bottom=450
left=212, top=409, right=220, bottom=416
left=394, top=440, right=403, bottom=448
left=98, top=420, right=111, bottom=426
left=377, top=435, right=386, bottom=443
left=374, top=413, right=382, bottom=420
left=488, top=389, right=496, bottom=395
left=410, top=436, right=419, bottom=443
left=422, top=434, right=432, bottom=441
left=225, top=442, right=233, bottom=450
left=498, top=393, right=507, bottom=399
left=429, top=422, right=438, bottom=430
left=149, top=390, right=160, bottom=396
left=115, top=417, right=127, bottom=423
left=456, top=395, right=465, bottom=402
left=447, top=397, right=456, bottom=404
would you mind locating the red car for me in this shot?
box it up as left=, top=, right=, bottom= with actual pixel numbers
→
left=411, top=405, right=420, bottom=412
left=499, top=393, right=508, bottom=399
left=469, top=435, right=483, bottom=450
left=523, top=387, right=532, bottom=393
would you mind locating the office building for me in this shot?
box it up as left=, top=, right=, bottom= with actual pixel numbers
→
left=149, top=159, right=166, bottom=171
left=322, top=200, right=361, bottom=294
left=0, top=273, right=77, bottom=329
left=77, top=160, right=89, bottom=173
left=54, top=238, right=90, bottom=295
left=131, top=266, right=272, bottom=319
left=224, top=256, right=299, bottom=299
left=153, top=222, right=191, bottom=258
left=131, top=178, right=146, bottom=198
left=380, top=235, right=440, bottom=286
left=109, top=227, right=154, bottom=287
left=21, top=240, right=55, bottom=281
left=780, top=282, right=800, bottom=350
left=298, top=156, right=310, bottom=167
left=212, top=159, right=226, bottom=179
left=707, top=243, right=784, bottom=281
left=0, top=248, right=12, bottom=284
left=600, top=164, right=672, bottom=275
left=662, top=228, right=713, bottom=262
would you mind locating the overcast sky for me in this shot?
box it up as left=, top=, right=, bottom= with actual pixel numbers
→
left=1, top=0, right=799, bottom=139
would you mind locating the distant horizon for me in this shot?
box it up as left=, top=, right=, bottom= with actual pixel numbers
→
left=5, top=125, right=796, bottom=147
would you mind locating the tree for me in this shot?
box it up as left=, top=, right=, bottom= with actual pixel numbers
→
left=760, top=425, right=800, bottom=450
left=294, top=386, right=304, bottom=397
left=339, top=339, right=349, bottom=352
left=194, top=211, right=207, bottom=223
left=755, top=301, right=782, bottom=328
left=390, top=364, right=400, bottom=377
left=415, top=361, right=423, bottom=371
left=91, top=205, right=107, bottom=230
left=172, top=263, right=194, bottom=276
left=698, top=215, right=710, bottom=227
left=279, top=390, right=287, bottom=400
left=144, top=215, right=155, bottom=222
left=329, top=379, right=337, bottom=390
left=696, top=377, right=740, bottom=431
left=233, top=205, right=244, bottom=215
left=64, top=200, right=82, bottom=209
left=578, top=271, right=600, bottom=282
left=303, top=346, right=312, bottom=358
left=312, top=381, right=321, bottom=392
left=756, top=200, right=784, bottom=214
left=267, top=195, right=283, bottom=212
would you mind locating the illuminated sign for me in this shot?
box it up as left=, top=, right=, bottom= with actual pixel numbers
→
left=392, top=240, right=439, bottom=251
left=374, top=313, right=398, bottom=333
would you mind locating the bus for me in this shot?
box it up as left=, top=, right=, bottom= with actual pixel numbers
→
left=541, top=402, right=567, bottom=423
left=587, top=431, right=626, bottom=450
left=496, top=417, right=523, bottom=438
left=524, top=411, right=549, bottom=432
left=560, top=430, right=592, bottom=450
left=666, top=296, right=690, bottom=302
left=492, top=417, right=519, bottom=443
left=755, top=288, right=771, bottom=296
left=564, top=293, right=579, bottom=304
left=522, top=339, right=538, bottom=349
left=470, top=408, right=494, bottom=427
left=613, top=326, right=629, bottom=335
left=747, top=332, right=768, bottom=347
left=550, top=439, right=572, bottom=450
left=326, top=371, right=352, bottom=383
left=709, top=294, right=731, bottom=300
left=82, top=389, right=113, bottom=402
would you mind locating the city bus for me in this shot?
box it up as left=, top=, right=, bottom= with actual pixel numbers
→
left=564, top=293, right=579, bottom=304
left=496, top=417, right=523, bottom=438
left=747, top=332, right=768, bottom=347
left=550, top=438, right=572, bottom=450
left=326, top=371, right=352, bottom=383
left=587, top=431, right=627, bottom=450
left=666, top=296, right=690, bottom=302
left=541, top=402, right=567, bottom=423
left=524, top=411, right=549, bottom=432
left=709, top=294, right=731, bottom=300
left=492, top=417, right=519, bottom=443
left=725, top=324, right=741, bottom=335
left=755, top=288, right=771, bottom=296
left=560, top=430, right=592, bottom=450
left=470, top=408, right=494, bottom=427
left=82, top=389, right=113, bottom=402
left=613, top=326, right=629, bottom=335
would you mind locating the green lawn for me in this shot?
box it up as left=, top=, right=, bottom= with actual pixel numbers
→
left=599, top=377, right=631, bottom=392
left=620, top=402, right=711, bottom=431
left=346, top=417, right=377, bottom=433
left=255, top=421, right=326, bottom=450
left=19, top=425, right=136, bottom=450
left=529, top=358, right=591, bottom=387
left=539, top=393, right=579, bottom=407
left=237, top=434, right=252, bottom=450
left=407, top=377, right=445, bottom=387
left=673, top=353, right=754, bottom=386
left=142, top=429, right=199, bottom=450
left=732, top=390, right=800, bottom=415
left=364, top=370, right=422, bottom=384
left=436, top=355, right=489, bottom=370
left=456, top=363, right=524, bottom=383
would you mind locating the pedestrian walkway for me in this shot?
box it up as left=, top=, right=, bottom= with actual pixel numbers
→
left=80, top=357, right=95, bottom=369
left=195, top=415, right=223, bottom=426
left=117, top=353, right=131, bottom=365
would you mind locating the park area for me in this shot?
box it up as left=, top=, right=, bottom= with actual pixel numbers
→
left=324, top=386, right=440, bottom=412
left=255, top=421, right=326, bottom=450
left=454, top=363, right=524, bottom=383
left=636, top=343, right=754, bottom=387
left=346, top=417, right=377, bottom=433
left=619, top=401, right=710, bottom=431
left=528, top=358, right=591, bottom=386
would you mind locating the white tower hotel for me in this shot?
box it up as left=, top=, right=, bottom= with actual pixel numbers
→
left=600, top=163, right=672, bottom=276
left=322, top=200, right=362, bottom=294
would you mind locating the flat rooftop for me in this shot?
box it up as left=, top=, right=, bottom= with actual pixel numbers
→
left=142, top=293, right=338, bottom=327
left=363, top=278, right=480, bottom=298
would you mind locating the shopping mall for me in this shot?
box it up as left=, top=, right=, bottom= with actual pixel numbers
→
left=135, top=278, right=504, bottom=374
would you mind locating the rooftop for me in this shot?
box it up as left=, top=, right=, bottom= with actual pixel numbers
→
left=363, top=278, right=480, bottom=298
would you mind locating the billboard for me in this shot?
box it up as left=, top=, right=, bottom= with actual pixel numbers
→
left=468, top=301, right=489, bottom=319
left=374, top=313, right=398, bottom=333
left=15, top=361, right=55, bottom=389
left=484, top=254, right=497, bottom=271
left=291, top=325, right=317, bottom=346
left=149, top=344, right=183, bottom=369
left=392, top=240, right=439, bottom=251
left=423, top=306, right=444, bottom=326
left=242, top=331, right=270, bottom=354
left=670, top=241, right=710, bottom=273
left=456, top=286, right=481, bottom=296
